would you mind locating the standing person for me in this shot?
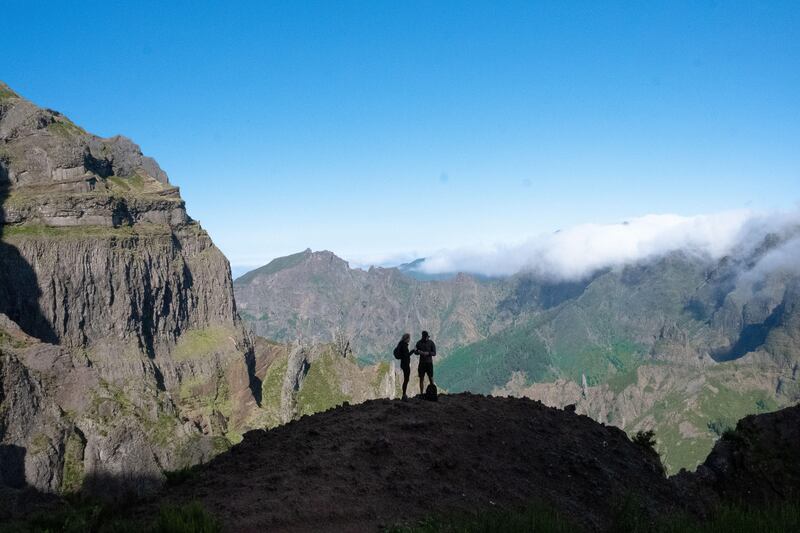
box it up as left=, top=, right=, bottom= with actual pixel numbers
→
left=415, top=330, right=436, bottom=395
left=393, top=333, right=413, bottom=401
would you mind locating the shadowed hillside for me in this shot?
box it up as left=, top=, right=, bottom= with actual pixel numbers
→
left=153, top=394, right=682, bottom=532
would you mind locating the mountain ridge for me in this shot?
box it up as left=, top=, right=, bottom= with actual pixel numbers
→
left=235, top=241, right=800, bottom=472
left=234, top=248, right=510, bottom=360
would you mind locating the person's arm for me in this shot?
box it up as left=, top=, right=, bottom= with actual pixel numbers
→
left=430, top=341, right=437, bottom=357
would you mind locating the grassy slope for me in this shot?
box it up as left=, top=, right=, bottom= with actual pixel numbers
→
left=295, top=351, right=352, bottom=416
left=637, top=369, right=780, bottom=472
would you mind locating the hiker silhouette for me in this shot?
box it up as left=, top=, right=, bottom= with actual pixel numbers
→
left=393, top=333, right=412, bottom=400
left=415, top=330, right=436, bottom=396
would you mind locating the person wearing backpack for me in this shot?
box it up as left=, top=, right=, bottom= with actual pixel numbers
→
left=393, top=333, right=413, bottom=401
left=415, top=331, right=436, bottom=397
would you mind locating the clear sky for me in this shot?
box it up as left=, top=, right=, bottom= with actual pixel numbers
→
left=3, top=1, right=799, bottom=276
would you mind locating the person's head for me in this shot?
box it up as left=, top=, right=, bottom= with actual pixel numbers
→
left=421, top=330, right=429, bottom=340
left=401, top=333, right=410, bottom=344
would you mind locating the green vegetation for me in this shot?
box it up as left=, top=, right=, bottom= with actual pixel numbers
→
left=437, top=319, right=555, bottom=394
left=632, top=429, right=657, bottom=452
left=435, top=258, right=708, bottom=395
left=234, top=249, right=310, bottom=284
left=104, top=173, right=169, bottom=196
left=87, top=381, right=197, bottom=476
left=1, top=223, right=175, bottom=240
left=437, top=306, right=646, bottom=394
left=295, top=350, right=351, bottom=416
left=0, top=500, right=219, bottom=533
left=149, top=414, right=180, bottom=447
left=2, top=223, right=132, bottom=239
left=60, top=431, right=86, bottom=493
left=707, top=418, right=735, bottom=438
left=47, top=118, right=85, bottom=138
left=0, top=328, right=28, bottom=349
left=260, top=355, right=288, bottom=427
left=386, top=501, right=800, bottom=533
left=173, top=327, right=233, bottom=361
left=153, top=502, right=221, bottom=533
left=386, top=502, right=575, bottom=533
left=638, top=378, right=780, bottom=473
left=175, top=372, right=242, bottom=444
left=622, top=502, right=800, bottom=533
left=372, top=361, right=391, bottom=389
left=107, top=173, right=147, bottom=193
left=179, top=375, right=234, bottom=422
left=28, top=433, right=51, bottom=455
left=0, top=84, right=18, bottom=101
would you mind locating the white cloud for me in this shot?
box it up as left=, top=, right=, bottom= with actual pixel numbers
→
left=417, top=209, right=800, bottom=280
left=742, top=233, right=800, bottom=283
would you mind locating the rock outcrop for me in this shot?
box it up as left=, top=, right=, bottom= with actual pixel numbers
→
left=0, top=81, right=259, bottom=495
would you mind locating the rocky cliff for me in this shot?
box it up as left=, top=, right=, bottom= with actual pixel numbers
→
left=0, top=82, right=259, bottom=495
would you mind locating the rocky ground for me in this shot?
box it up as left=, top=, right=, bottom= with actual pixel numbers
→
left=152, top=393, right=683, bottom=532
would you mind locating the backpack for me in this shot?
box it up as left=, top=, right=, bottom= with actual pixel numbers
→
left=393, top=343, right=402, bottom=360
left=425, top=383, right=438, bottom=402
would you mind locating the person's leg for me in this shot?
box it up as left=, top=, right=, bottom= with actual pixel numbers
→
left=401, top=366, right=409, bottom=398
left=420, top=363, right=432, bottom=393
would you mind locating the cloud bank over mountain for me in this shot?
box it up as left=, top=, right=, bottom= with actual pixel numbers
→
left=417, top=209, right=800, bottom=280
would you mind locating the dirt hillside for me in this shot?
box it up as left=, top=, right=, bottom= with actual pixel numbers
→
left=158, top=393, right=681, bottom=532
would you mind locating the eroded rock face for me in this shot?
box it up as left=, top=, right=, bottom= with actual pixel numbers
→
left=0, top=82, right=259, bottom=497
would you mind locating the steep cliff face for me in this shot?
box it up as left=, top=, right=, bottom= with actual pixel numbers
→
left=0, top=82, right=258, bottom=495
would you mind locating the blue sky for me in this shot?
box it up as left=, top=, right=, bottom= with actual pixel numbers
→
left=3, top=1, right=799, bottom=276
